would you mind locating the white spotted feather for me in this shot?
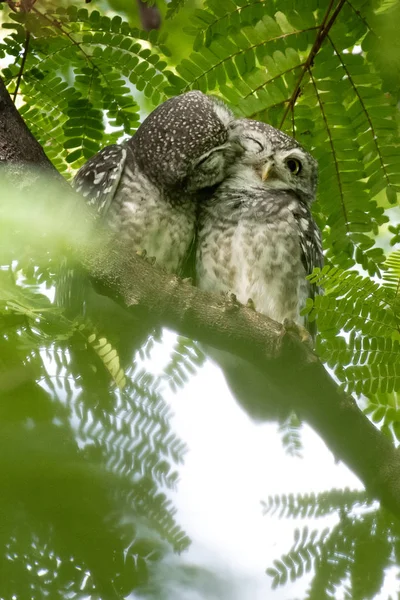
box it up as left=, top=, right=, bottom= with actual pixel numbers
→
left=72, top=91, right=236, bottom=275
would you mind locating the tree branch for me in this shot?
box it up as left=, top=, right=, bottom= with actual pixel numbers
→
left=1, top=76, right=400, bottom=520
left=12, top=30, right=30, bottom=104
left=136, top=0, right=161, bottom=31
left=0, top=78, right=57, bottom=171
left=279, top=0, right=346, bottom=128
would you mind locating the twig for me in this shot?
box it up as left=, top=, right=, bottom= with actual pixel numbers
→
left=279, top=0, right=346, bottom=128
left=136, top=0, right=161, bottom=31
left=12, top=30, right=30, bottom=104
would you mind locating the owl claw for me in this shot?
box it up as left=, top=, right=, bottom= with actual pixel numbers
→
left=282, top=318, right=313, bottom=348
left=136, top=249, right=157, bottom=266
left=246, top=298, right=256, bottom=311
left=182, top=277, right=193, bottom=285
left=221, top=291, right=241, bottom=312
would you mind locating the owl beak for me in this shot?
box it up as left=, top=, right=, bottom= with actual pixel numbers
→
left=261, top=161, right=274, bottom=181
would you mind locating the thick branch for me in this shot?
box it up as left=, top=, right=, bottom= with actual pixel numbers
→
left=1, top=75, right=400, bottom=520
left=0, top=79, right=56, bottom=171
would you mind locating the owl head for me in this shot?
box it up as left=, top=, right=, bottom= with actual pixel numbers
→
left=132, top=91, right=235, bottom=190
left=228, top=119, right=318, bottom=204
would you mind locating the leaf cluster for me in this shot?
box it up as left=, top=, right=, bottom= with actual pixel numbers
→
left=0, top=180, right=190, bottom=597
left=263, top=489, right=399, bottom=600
left=304, top=256, right=400, bottom=442
left=1, top=3, right=173, bottom=173
left=0, top=0, right=399, bottom=597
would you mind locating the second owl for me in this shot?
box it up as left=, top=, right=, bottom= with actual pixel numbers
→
left=196, top=118, right=323, bottom=419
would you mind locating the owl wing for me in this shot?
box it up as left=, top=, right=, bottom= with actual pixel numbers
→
left=57, top=145, right=128, bottom=315
left=293, top=202, right=324, bottom=337
left=293, top=202, right=323, bottom=288
left=73, top=144, right=128, bottom=219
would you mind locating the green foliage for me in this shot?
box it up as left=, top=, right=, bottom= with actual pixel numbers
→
left=165, top=0, right=187, bottom=20
left=85, top=325, right=127, bottom=388
left=263, top=489, right=398, bottom=599
left=383, top=248, right=400, bottom=299
left=278, top=412, right=303, bottom=457
left=0, top=176, right=190, bottom=597
left=163, top=336, right=205, bottom=392
left=261, top=487, right=371, bottom=519
left=303, top=256, right=400, bottom=442
left=1, top=3, right=173, bottom=174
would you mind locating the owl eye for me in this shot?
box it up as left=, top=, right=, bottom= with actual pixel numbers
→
left=240, top=137, right=264, bottom=153
left=286, top=158, right=302, bottom=175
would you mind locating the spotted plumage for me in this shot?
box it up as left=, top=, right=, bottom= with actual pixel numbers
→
left=197, top=119, right=323, bottom=331
left=73, top=91, right=235, bottom=274
left=196, top=119, right=323, bottom=420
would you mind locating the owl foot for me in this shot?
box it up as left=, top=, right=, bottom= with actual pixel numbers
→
left=246, top=298, right=256, bottom=311
left=282, top=318, right=313, bottom=349
left=182, top=277, right=193, bottom=285
left=136, top=249, right=156, bottom=266
left=221, top=291, right=241, bottom=313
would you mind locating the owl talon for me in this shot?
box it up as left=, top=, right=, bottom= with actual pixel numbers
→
left=229, top=292, right=239, bottom=305
left=246, top=298, right=256, bottom=311
left=136, top=249, right=156, bottom=265
left=282, top=318, right=313, bottom=348
left=182, top=277, right=193, bottom=285
left=222, top=291, right=241, bottom=312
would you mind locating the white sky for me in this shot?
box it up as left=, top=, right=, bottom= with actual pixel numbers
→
left=168, top=367, right=356, bottom=599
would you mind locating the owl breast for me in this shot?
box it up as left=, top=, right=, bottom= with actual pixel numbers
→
left=197, top=199, right=308, bottom=325
left=106, top=163, right=196, bottom=274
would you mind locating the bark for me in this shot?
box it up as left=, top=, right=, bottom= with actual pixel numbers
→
left=0, top=79, right=55, bottom=170
left=1, top=76, right=400, bottom=520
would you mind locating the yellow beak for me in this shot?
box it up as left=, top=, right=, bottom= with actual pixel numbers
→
left=261, top=162, right=273, bottom=181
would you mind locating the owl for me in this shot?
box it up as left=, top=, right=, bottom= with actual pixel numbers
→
left=196, top=119, right=323, bottom=420
left=58, top=92, right=237, bottom=374
left=59, top=91, right=236, bottom=317
left=73, top=91, right=236, bottom=275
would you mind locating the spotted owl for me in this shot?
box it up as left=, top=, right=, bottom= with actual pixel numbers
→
left=196, top=119, right=323, bottom=420
left=73, top=91, right=235, bottom=275
left=59, top=91, right=236, bottom=318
